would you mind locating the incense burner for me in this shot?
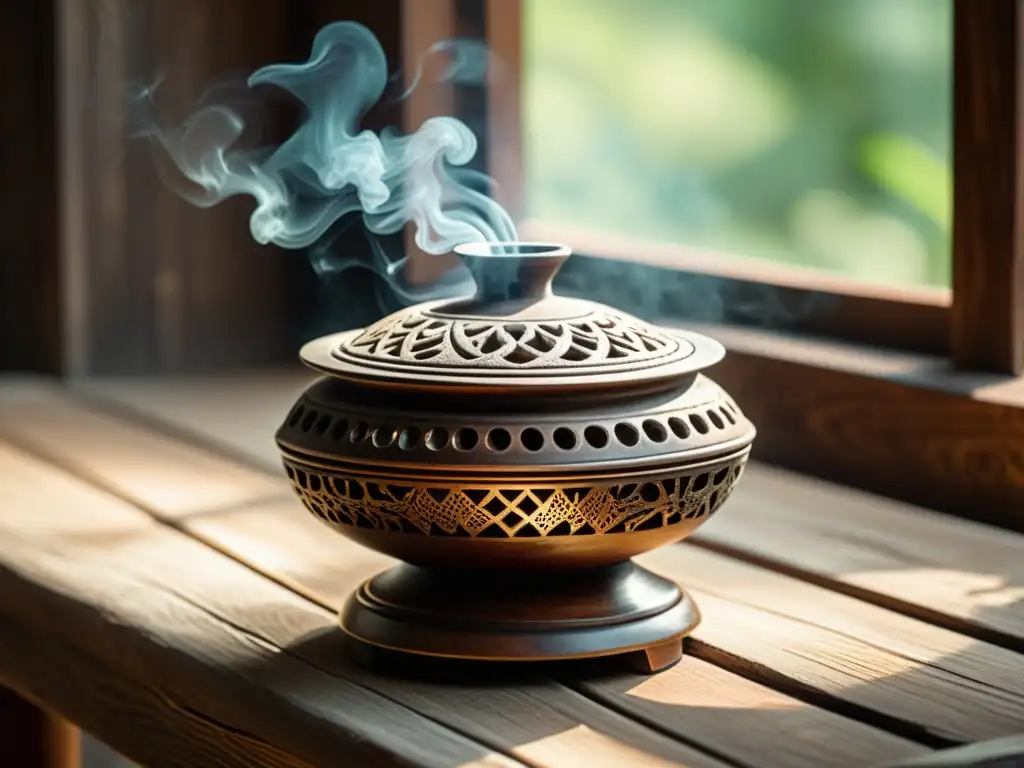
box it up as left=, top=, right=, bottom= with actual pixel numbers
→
left=276, top=242, right=755, bottom=671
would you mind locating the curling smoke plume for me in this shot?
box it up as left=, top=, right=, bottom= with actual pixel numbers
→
left=135, top=21, right=515, bottom=263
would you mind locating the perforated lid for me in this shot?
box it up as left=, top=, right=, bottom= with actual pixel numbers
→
left=299, top=243, right=725, bottom=393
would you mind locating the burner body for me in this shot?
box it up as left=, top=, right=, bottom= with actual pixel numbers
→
left=276, top=243, right=755, bottom=672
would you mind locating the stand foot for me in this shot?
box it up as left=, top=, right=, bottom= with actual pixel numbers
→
left=340, top=560, right=700, bottom=668
left=627, top=640, right=683, bottom=674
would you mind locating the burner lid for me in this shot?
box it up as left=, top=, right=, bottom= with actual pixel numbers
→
left=300, top=243, right=725, bottom=393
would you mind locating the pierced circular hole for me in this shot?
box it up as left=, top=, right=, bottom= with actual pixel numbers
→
left=721, top=406, right=736, bottom=425
left=520, top=427, right=544, bottom=452
left=642, top=419, right=668, bottom=443
left=288, top=405, right=305, bottom=427
left=486, top=428, right=512, bottom=452
left=349, top=421, right=369, bottom=442
left=689, top=414, right=709, bottom=435
left=301, top=410, right=319, bottom=432
left=553, top=427, right=578, bottom=451
left=372, top=424, right=397, bottom=448
left=314, top=415, right=332, bottom=435
left=614, top=422, right=640, bottom=447
left=454, top=427, right=479, bottom=451
left=425, top=427, right=450, bottom=451
left=668, top=417, right=690, bottom=439
left=707, top=410, right=725, bottom=430
left=330, top=418, right=350, bottom=440
left=584, top=425, right=609, bottom=449
left=399, top=426, right=422, bottom=450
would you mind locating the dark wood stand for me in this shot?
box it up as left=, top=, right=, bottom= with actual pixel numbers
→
left=340, top=561, right=697, bottom=672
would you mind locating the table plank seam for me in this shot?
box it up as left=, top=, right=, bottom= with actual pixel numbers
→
left=558, top=680, right=751, bottom=768
left=684, top=640, right=953, bottom=750
left=0, top=614, right=315, bottom=768
left=0, top=466, right=531, bottom=768
left=689, top=537, right=1024, bottom=654
left=72, top=388, right=293, bottom=477
left=25, top=396, right=963, bottom=753
left=688, top=577, right=1024, bottom=700
left=16, top=388, right=1016, bottom=764
left=2, top=434, right=725, bottom=768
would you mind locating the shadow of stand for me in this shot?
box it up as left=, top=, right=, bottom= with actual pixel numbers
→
left=266, top=583, right=1024, bottom=768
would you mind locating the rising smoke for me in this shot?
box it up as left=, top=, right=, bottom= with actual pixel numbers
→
left=136, top=21, right=515, bottom=264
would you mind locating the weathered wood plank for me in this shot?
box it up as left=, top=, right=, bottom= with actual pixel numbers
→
left=694, top=464, right=1024, bottom=650
left=192, top=500, right=928, bottom=768
left=0, top=384, right=284, bottom=517
left=0, top=385, right=931, bottom=767
left=73, top=376, right=1024, bottom=659
left=886, top=733, right=1024, bottom=767
left=572, top=656, right=925, bottom=768
left=0, top=442, right=520, bottom=768
left=0, top=439, right=731, bottom=768
left=641, top=545, right=1024, bottom=745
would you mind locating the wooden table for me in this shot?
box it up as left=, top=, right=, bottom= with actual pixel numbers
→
left=1, top=373, right=1022, bottom=768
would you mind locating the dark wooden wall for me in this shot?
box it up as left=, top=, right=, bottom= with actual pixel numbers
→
left=0, top=2, right=59, bottom=374
left=1, top=0, right=407, bottom=376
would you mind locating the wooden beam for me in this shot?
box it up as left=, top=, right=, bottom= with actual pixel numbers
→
left=485, top=0, right=524, bottom=222
left=401, top=0, right=461, bottom=286
left=951, top=0, right=1024, bottom=374
left=0, top=689, right=79, bottom=768
left=56, top=0, right=297, bottom=376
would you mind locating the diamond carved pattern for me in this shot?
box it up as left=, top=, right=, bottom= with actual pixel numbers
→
left=284, top=457, right=747, bottom=538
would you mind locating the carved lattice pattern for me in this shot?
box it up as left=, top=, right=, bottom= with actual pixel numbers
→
left=284, top=458, right=746, bottom=538
left=339, top=311, right=679, bottom=370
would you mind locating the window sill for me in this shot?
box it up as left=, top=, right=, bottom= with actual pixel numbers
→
left=674, top=320, right=1024, bottom=531
left=520, top=219, right=951, bottom=355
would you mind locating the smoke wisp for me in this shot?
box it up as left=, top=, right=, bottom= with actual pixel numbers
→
left=134, top=21, right=515, bottom=261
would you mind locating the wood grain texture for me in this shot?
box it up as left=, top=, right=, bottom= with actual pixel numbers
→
left=886, top=734, right=1024, bottom=767
left=572, top=656, right=925, bottom=768
left=41, top=378, right=1024, bottom=750
left=0, top=441, right=522, bottom=768
left=641, top=545, right=1024, bottom=746
left=58, top=0, right=295, bottom=375
left=0, top=384, right=931, bottom=768
left=485, top=0, right=523, bottom=222
left=0, top=436, right=739, bottom=767
left=694, top=464, right=1024, bottom=651
left=191, top=499, right=928, bottom=768
left=707, top=345, right=1024, bottom=531
left=952, top=0, right=1024, bottom=375
left=0, top=384, right=284, bottom=517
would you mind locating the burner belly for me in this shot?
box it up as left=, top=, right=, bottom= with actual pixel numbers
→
left=276, top=242, right=756, bottom=670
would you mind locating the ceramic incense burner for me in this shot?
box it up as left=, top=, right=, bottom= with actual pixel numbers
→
left=276, top=242, right=755, bottom=672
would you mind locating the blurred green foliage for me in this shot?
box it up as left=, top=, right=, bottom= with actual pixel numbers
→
left=523, top=0, right=952, bottom=288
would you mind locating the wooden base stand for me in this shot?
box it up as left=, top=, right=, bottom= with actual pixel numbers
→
left=340, top=561, right=699, bottom=671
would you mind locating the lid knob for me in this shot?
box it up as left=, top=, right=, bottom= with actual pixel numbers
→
left=454, top=242, right=571, bottom=304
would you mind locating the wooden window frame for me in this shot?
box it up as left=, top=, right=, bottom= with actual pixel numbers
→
left=469, top=0, right=1024, bottom=529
